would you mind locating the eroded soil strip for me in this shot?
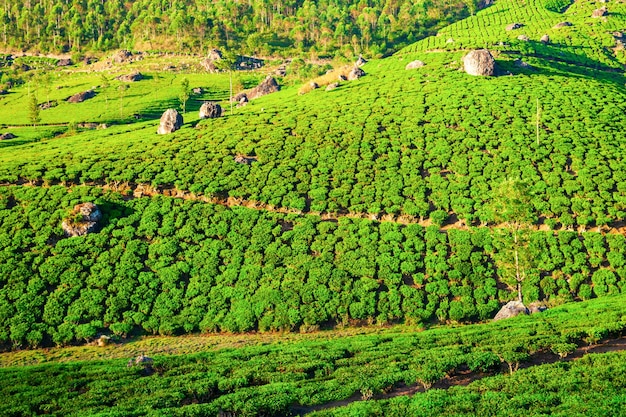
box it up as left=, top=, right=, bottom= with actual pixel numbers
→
left=1, top=179, right=625, bottom=235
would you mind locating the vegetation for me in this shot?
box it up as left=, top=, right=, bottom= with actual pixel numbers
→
left=0, top=0, right=477, bottom=57
left=0, top=295, right=625, bottom=416
left=1, top=185, right=626, bottom=348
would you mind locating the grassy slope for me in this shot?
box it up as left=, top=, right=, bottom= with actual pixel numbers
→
left=0, top=295, right=625, bottom=416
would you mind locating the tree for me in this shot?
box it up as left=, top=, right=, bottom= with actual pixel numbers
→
left=489, top=179, right=536, bottom=302
left=179, top=77, right=190, bottom=114
left=214, top=51, right=237, bottom=115
left=118, top=83, right=128, bottom=118
left=101, top=74, right=110, bottom=109
left=28, top=93, right=40, bottom=126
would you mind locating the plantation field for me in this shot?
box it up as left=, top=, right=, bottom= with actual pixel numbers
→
left=0, top=295, right=625, bottom=416
left=1, top=185, right=626, bottom=347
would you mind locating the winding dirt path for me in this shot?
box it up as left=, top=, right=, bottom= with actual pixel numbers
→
left=2, top=179, right=625, bottom=235
left=290, top=336, right=626, bottom=415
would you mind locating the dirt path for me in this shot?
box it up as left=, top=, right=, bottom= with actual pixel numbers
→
left=290, top=336, right=626, bottom=415
left=2, top=179, right=625, bottom=235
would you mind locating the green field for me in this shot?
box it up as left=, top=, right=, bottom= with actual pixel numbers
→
left=2, top=0, right=626, bottom=414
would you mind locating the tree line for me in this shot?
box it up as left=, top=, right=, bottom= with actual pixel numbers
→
left=1, top=0, right=477, bottom=57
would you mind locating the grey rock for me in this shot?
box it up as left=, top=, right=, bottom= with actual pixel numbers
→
left=493, top=301, right=529, bottom=321
left=157, top=109, right=183, bottom=134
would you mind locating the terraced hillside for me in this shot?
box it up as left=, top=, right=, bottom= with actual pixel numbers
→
left=0, top=0, right=626, bottom=350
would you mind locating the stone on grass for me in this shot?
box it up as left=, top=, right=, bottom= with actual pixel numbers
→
left=553, top=21, right=572, bottom=28
left=0, top=132, right=16, bottom=140
left=67, top=90, right=95, bottom=103
left=326, top=82, right=340, bottom=91
left=540, top=34, right=550, bottom=44
left=199, top=102, right=222, bottom=119
left=347, top=66, right=365, bottom=80
left=506, top=23, right=523, bottom=31
left=116, top=71, right=143, bottom=82
left=463, top=49, right=496, bottom=76
left=62, top=202, right=102, bottom=237
left=157, top=109, right=183, bottom=134
left=493, top=301, right=529, bottom=321
left=405, top=60, right=425, bottom=70
left=593, top=7, right=608, bottom=17
left=248, top=76, right=280, bottom=100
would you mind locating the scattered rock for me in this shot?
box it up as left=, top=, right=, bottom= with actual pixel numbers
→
left=112, top=49, right=133, bottom=63
left=234, top=154, right=257, bottom=165
left=326, top=82, right=340, bottom=91
left=405, top=60, right=425, bottom=70
left=97, top=335, right=111, bottom=347
left=200, top=58, right=218, bottom=73
left=248, top=76, right=280, bottom=100
left=0, top=89, right=6, bottom=95
left=0, top=132, right=16, bottom=140
left=157, top=109, right=183, bottom=134
left=61, top=202, right=102, bottom=237
left=593, top=7, right=608, bottom=17
left=613, top=31, right=623, bottom=39
left=553, top=21, right=572, bottom=29
left=83, top=56, right=96, bottom=65
left=78, top=122, right=99, bottom=129
left=192, top=87, right=203, bottom=94
left=514, top=59, right=532, bottom=69
left=39, top=100, right=58, bottom=110
left=199, top=102, right=222, bottom=119
left=57, top=58, right=73, bottom=67
left=67, top=90, right=95, bottom=103
left=309, top=82, right=319, bottom=90
left=347, top=66, right=365, bottom=81
left=517, top=34, right=530, bottom=41
left=540, top=34, right=550, bottom=44
left=446, top=38, right=455, bottom=44
left=116, top=71, right=143, bottom=82
left=275, top=65, right=287, bottom=77
left=355, top=55, right=367, bottom=67
left=463, top=49, right=496, bottom=76
left=207, top=48, right=223, bottom=61
left=338, top=74, right=347, bottom=81
left=528, top=303, right=548, bottom=314
left=135, top=355, right=153, bottom=365
left=493, top=300, right=529, bottom=321
left=98, top=123, right=108, bottom=130
left=20, top=64, right=31, bottom=72
left=506, top=23, right=523, bottom=31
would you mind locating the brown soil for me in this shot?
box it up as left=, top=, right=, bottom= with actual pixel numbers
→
left=2, top=179, right=626, bottom=236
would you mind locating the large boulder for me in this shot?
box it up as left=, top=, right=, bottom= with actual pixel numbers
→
left=112, top=49, right=133, bottom=63
left=199, top=102, right=222, bottom=119
left=463, top=49, right=496, bottom=76
left=593, top=7, right=608, bottom=18
left=67, top=90, right=95, bottom=103
left=248, top=76, right=280, bottom=100
left=493, top=301, right=529, bottom=321
left=0, top=132, right=16, bottom=140
left=116, top=71, right=143, bottom=82
left=347, top=66, right=365, bottom=80
left=62, top=203, right=102, bottom=237
left=405, top=60, right=425, bottom=70
left=157, top=109, right=183, bottom=134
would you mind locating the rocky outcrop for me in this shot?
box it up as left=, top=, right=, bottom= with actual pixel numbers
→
left=199, top=102, right=222, bottom=119
left=116, top=71, right=143, bottom=82
left=463, top=49, right=496, bottom=76
left=493, top=301, right=529, bottom=321
left=593, top=7, right=608, bottom=17
left=62, top=203, right=102, bottom=237
left=0, top=132, right=16, bottom=140
left=57, top=58, right=73, bottom=67
left=200, top=49, right=223, bottom=73
left=248, top=76, right=280, bottom=100
left=234, top=154, right=257, bottom=165
left=112, top=49, right=133, bottom=63
left=553, top=21, right=572, bottom=28
left=67, top=90, right=95, bottom=103
left=157, top=109, right=183, bottom=134
left=506, top=23, right=523, bottom=31
left=347, top=66, right=365, bottom=80
left=405, top=60, right=425, bottom=70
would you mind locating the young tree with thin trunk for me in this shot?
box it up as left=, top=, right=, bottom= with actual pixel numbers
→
left=179, top=77, right=190, bottom=114
left=490, top=179, right=536, bottom=302
left=28, top=93, right=40, bottom=126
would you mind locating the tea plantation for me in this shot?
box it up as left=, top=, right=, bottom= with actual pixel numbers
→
left=1, top=0, right=626, bottom=414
